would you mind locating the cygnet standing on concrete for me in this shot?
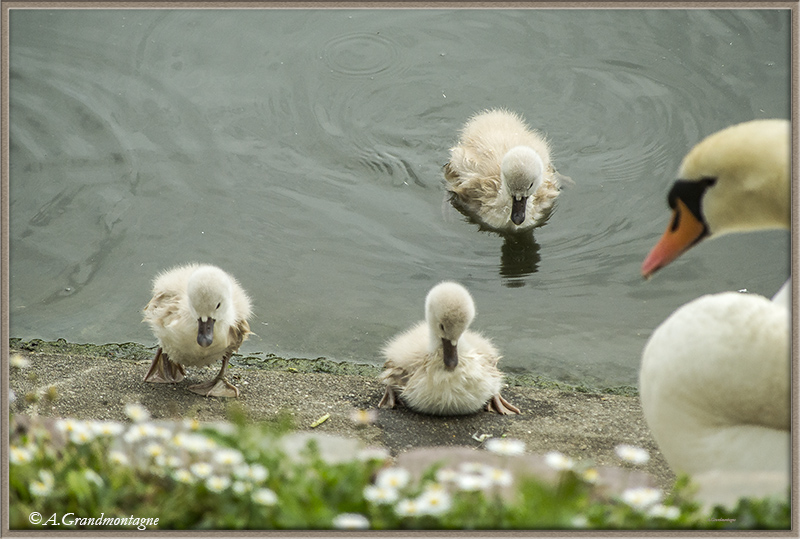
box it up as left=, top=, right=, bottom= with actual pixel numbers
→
left=143, top=263, right=252, bottom=398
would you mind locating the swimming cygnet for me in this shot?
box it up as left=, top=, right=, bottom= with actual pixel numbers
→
left=143, top=263, right=252, bottom=398
left=378, top=281, right=520, bottom=415
left=444, top=108, right=567, bottom=233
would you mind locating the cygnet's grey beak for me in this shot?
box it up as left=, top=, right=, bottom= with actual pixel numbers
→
left=197, top=318, right=215, bottom=347
left=511, top=196, right=528, bottom=225
left=442, top=338, right=458, bottom=370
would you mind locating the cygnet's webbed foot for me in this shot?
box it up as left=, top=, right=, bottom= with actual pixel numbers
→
left=486, top=393, right=521, bottom=415
left=188, top=377, right=240, bottom=398
left=143, top=348, right=186, bottom=384
left=378, top=386, right=399, bottom=409
left=188, top=353, right=239, bottom=397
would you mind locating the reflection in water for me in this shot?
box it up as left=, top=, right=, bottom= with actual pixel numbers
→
left=499, top=233, right=541, bottom=287
left=443, top=190, right=544, bottom=287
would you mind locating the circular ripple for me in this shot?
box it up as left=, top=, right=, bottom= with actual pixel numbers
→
left=322, top=32, right=399, bottom=77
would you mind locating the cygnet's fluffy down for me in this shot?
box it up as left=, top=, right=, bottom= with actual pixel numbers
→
left=143, top=263, right=252, bottom=398
left=378, top=281, right=520, bottom=416
left=444, top=108, right=567, bottom=233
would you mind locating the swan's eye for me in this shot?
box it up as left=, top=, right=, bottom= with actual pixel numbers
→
left=216, top=302, right=221, bottom=310
left=528, top=182, right=534, bottom=190
left=439, top=323, right=445, bottom=332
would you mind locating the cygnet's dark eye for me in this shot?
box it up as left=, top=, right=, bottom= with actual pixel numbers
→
left=528, top=182, right=534, bottom=190
left=216, top=302, right=221, bottom=310
left=439, top=323, right=445, bottom=331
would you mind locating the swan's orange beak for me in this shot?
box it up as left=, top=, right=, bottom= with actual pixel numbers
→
left=642, top=198, right=707, bottom=278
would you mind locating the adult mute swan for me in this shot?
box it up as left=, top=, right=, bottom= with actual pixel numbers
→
left=378, top=281, right=520, bottom=415
left=639, top=119, right=790, bottom=484
left=444, top=109, right=568, bottom=233
left=143, top=263, right=252, bottom=398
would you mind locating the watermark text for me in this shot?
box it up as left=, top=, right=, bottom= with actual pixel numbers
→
left=29, top=512, right=158, bottom=531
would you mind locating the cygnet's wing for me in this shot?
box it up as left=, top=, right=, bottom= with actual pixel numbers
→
left=380, top=322, right=429, bottom=387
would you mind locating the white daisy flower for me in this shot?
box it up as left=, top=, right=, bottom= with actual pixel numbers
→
left=31, top=469, right=55, bottom=496
left=172, top=469, right=195, bottom=484
left=375, top=467, right=410, bottom=490
left=232, top=481, right=252, bottom=494
left=10, top=446, right=33, bottom=465
left=544, top=451, right=575, bottom=471
left=69, top=425, right=95, bottom=445
left=189, top=462, right=214, bottom=479
left=152, top=425, right=173, bottom=440
left=123, top=429, right=142, bottom=444
left=213, top=448, right=244, bottom=467
left=482, top=466, right=513, bottom=487
left=455, top=473, right=492, bottom=492
left=252, top=488, right=278, bottom=506
left=182, top=418, right=201, bottom=431
left=39, top=470, right=54, bottom=488
left=144, top=442, right=164, bottom=459
left=232, top=463, right=251, bottom=480
left=485, top=437, right=526, bottom=456
left=332, top=513, right=370, bottom=530
left=421, top=481, right=446, bottom=494
left=84, top=469, right=104, bottom=487
left=108, top=450, right=130, bottom=466
left=571, top=515, right=589, bottom=528
left=124, top=403, right=150, bottom=423
left=91, top=421, right=125, bottom=437
left=171, top=432, right=190, bottom=448
left=205, top=475, right=231, bottom=493
left=615, top=444, right=650, bottom=465
left=620, top=487, right=663, bottom=510
left=165, top=455, right=184, bottom=468
left=435, top=467, right=459, bottom=483
left=247, top=463, right=269, bottom=483
left=647, top=504, right=681, bottom=520
left=29, top=479, right=52, bottom=497
left=581, top=468, right=600, bottom=484
left=232, top=463, right=267, bottom=482
left=10, top=354, right=30, bottom=369
left=173, top=432, right=214, bottom=453
left=395, top=499, right=422, bottom=517
left=56, top=418, right=84, bottom=434
left=416, top=488, right=452, bottom=516
left=124, top=423, right=158, bottom=444
left=206, top=439, right=218, bottom=451
left=363, top=485, right=399, bottom=505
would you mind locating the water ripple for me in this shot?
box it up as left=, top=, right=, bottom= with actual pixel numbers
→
left=322, top=32, right=401, bottom=78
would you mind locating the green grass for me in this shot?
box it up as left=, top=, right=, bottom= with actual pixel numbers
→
left=8, top=406, right=790, bottom=531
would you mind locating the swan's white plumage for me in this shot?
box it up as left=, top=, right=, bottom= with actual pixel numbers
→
left=678, top=119, right=789, bottom=237
left=640, top=292, right=789, bottom=475
left=378, top=281, right=518, bottom=416
left=444, top=109, right=564, bottom=232
left=640, top=118, right=790, bottom=504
